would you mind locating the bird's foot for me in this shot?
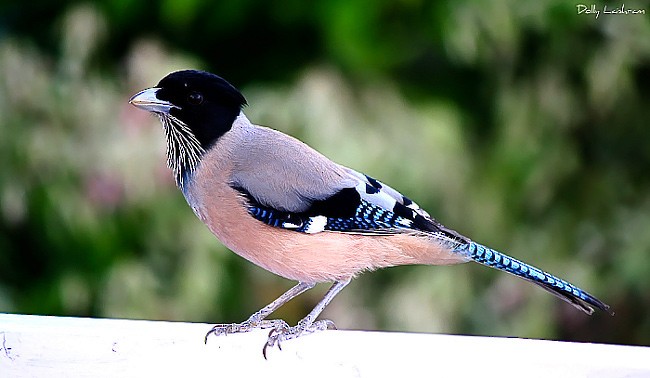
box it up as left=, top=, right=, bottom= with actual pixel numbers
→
left=262, top=319, right=336, bottom=359
left=205, top=318, right=289, bottom=343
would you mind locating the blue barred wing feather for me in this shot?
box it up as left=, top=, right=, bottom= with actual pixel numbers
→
left=248, top=197, right=413, bottom=234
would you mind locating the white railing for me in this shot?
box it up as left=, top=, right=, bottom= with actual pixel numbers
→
left=1, top=313, right=648, bottom=377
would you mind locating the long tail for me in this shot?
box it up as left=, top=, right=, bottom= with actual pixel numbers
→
left=454, top=241, right=613, bottom=315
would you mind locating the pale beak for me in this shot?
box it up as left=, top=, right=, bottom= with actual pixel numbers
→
left=129, top=88, right=179, bottom=114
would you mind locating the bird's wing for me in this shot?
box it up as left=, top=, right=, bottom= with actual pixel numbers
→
left=228, top=125, right=467, bottom=244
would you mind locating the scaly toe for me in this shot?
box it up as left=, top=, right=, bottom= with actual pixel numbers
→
left=205, top=319, right=290, bottom=343
left=263, top=323, right=290, bottom=359
left=261, top=319, right=337, bottom=358
left=204, top=323, right=240, bottom=343
left=305, top=319, right=336, bottom=333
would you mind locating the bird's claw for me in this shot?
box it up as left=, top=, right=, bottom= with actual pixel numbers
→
left=262, top=319, right=336, bottom=359
left=205, top=319, right=289, bottom=343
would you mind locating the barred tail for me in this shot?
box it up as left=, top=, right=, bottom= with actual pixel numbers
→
left=454, top=242, right=613, bottom=315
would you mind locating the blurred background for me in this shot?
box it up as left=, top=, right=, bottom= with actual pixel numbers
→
left=0, top=0, right=649, bottom=346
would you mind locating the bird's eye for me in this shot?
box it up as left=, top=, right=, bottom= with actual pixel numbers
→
left=188, top=92, right=203, bottom=105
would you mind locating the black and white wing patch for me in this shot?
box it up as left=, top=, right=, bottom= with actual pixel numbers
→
left=345, top=168, right=431, bottom=220
left=234, top=170, right=466, bottom=244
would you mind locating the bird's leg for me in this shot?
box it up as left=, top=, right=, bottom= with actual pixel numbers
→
left=205, top=281, right=315, bottom=343
left=263, top=278, right=351, bottom=358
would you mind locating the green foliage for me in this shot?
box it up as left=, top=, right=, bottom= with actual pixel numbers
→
left=1, top=0, right=649, bottom=346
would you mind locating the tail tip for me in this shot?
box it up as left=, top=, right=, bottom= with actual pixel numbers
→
left=586, top=301, right=614, bottom=316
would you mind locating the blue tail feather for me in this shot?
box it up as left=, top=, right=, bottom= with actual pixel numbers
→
left=454, top=242, right=613, bottom=315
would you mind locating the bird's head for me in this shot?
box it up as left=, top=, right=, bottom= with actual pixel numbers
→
left=129, top=70, right=247, bottom=187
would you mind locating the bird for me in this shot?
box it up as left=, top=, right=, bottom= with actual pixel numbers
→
left=129, top=69, right=612, bottom=357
